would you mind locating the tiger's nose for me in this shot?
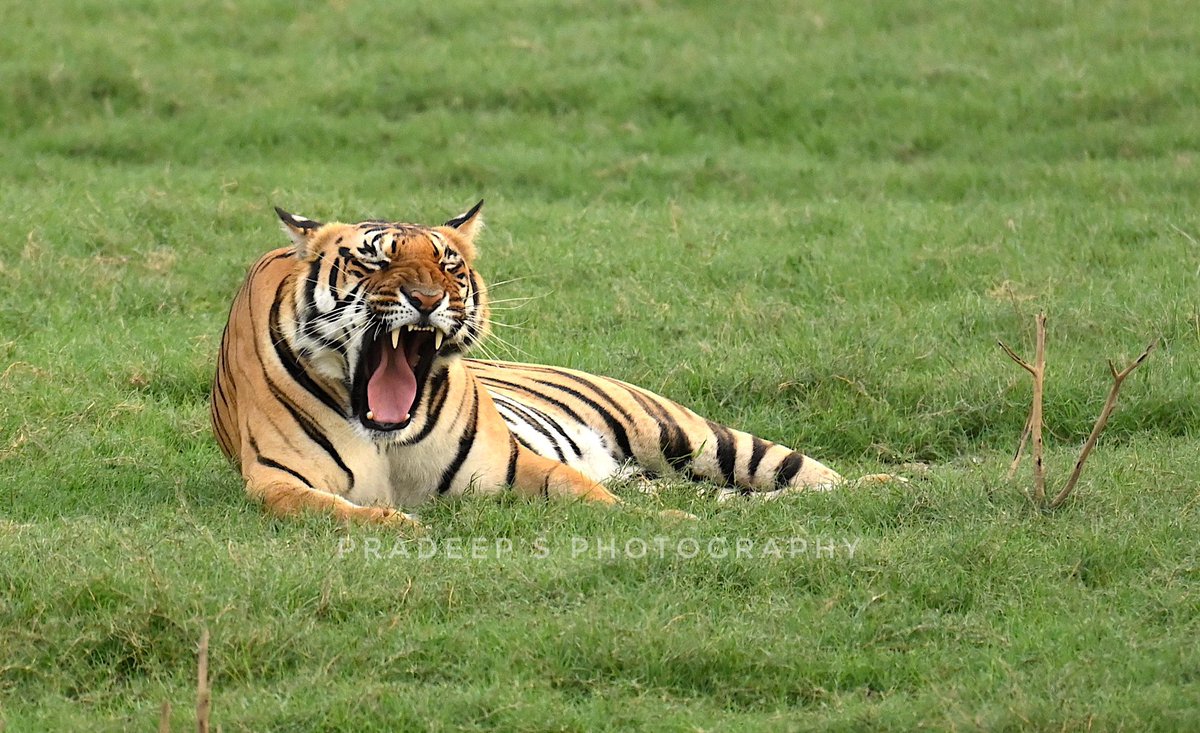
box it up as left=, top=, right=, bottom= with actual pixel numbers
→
left=400, top=286, right=444, bottom=315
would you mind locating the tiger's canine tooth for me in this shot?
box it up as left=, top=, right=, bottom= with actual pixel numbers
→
left=434, top=332, right=444, bottom=350
left=390, top=329, right=400, bottom=349
left=366, top=410, right=375, bottom=421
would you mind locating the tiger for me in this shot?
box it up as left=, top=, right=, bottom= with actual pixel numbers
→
left=210, top=201, right=849, bottom=527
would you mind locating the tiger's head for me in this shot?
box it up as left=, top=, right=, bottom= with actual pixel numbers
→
left=275, top=201, right=489, bottom=434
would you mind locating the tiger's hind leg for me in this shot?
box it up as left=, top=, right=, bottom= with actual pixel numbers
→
left=506, top=440, right=621, bottom=505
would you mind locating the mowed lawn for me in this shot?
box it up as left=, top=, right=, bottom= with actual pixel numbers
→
left=2, top=0, right=1199, bottom=730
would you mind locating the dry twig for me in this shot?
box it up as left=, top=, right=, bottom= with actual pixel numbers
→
left=1007, top=412, right=1031, bottom=481
left=197, top=629, right=211, bottom=733
left=1000, top=314, right=1152, bottom=510
left=998, top=312, right=1047, bottom=501
left=1050, top=343, right=1155, bottom=509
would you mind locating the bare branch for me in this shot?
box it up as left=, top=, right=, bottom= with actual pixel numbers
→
left=1121, top=342, right=1155, bottom=376
left=1031, top=313, right=1047, bottom=503
left=197, top=629, right=211, bottom=733
left=1006, top=411, right=1032, bottom=480
left=998, top=340, right=1037, bottom=376
left=1049, top=342, right=1155, bottom=510
left=999, top=313, right=1048, bottom=503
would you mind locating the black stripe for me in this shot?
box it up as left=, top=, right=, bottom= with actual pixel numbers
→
left=267, top=278, right=346, bottom=416
left=461, top=272, right=483, bottom=348
left=462, top=320, right=481, bottom=349
left=216, top=322, right=232, bottom=376
left=505, top=433, right=519, bottom=487
left=494, top=398, right=566, bottom=462
left=256, top=405, right=306, bottom=456
left=747, top=436, right=770, bottom=480
left=476, top=376, right=590, bottom=432
left=775, top=452, right=805, bottom=488
left=521, top=377, right=634, bottom=459
left=535, top=370, right=653, bottom=458
left=212, top=379, right=232, bottom=429
left=211, top=395, right=230, bottom=434
left=212, top=375, right=231, bottom=408
left=436, top=384, right=480, bottom=495
left=264, top=376, right=356, bottom=491
left=211, top=404, right=234, bottom=457
left=620, top=384, right=693, bottom=472
left=249, top=434, right=315, bottom=487
left=335, top=281, right=365, bottom=308
left=480, top=375, right=632, bottom=459
left=302, top=253, right=323, bottom=315
left=250, top=292, right=350, bottom=470
left=518, top=401, right=583, bottom=458
left=540, top=370, right=638, bottom=425
left=708, top=421, right=738, bottom=487
left=326, top=254, right=343, bottom=293
left=256, top=455, right=315, bottom=487
left=514, top=433, right=537, bottom=452
left=467, top=271, right=480, bottom=302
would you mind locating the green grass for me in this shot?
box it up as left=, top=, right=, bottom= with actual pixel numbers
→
left=2, top=0, right=1199, bottom=729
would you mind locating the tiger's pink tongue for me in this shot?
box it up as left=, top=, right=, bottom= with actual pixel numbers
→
left=366, top=341, right=416, bottom=424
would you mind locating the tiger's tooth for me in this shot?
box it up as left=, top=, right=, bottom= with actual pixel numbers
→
left=366, top=410, right=375, bottom=421
left=390, top=329, right=400, bottom=349
left=434, top=331, right=444, bottom=350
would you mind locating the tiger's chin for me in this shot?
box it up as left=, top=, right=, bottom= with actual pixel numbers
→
left=351, top=325, right=444, bottom=434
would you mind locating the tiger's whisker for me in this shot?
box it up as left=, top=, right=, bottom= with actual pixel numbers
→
left=488, top=320, right=530, bottom=330
left=485, top=296, right=548, bottom=306
left=485, top=277, right=535, bottom=289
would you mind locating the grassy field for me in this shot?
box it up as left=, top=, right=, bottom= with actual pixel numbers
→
left=3, top=0, right=1199, bottom=729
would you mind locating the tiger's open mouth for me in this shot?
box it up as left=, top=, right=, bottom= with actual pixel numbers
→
left=352, top=325, right=444, bottom=431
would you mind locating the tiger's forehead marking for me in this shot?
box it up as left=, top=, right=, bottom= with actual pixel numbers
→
left=350, top=222, right=450, bottom=259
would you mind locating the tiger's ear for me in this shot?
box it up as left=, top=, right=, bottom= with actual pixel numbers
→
left=274, top=206, right=323, bottom=255
left=443, top=199, right=484, bottom=246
